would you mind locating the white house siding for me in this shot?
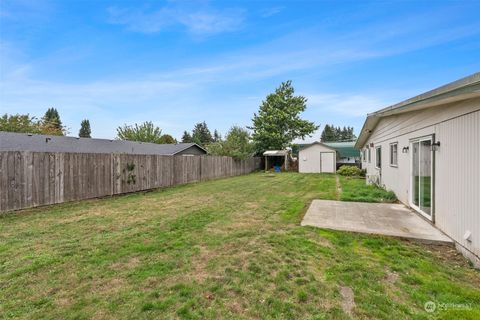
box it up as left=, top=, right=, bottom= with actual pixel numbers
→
left=435, top=110, right=480, bottom=260
left=299, top=144, right=336, bottom=173
left=360, top=99, right=480, bottom=263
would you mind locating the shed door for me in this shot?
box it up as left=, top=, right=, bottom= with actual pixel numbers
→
left=320, top=152, right=335, bottom=173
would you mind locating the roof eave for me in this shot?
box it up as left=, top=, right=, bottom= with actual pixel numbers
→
left=355, top=73, right=480, bottom=149
left=299, top=141, right=337, bottom=152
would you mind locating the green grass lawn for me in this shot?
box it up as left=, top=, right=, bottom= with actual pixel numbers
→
left=1, top=173, right=479, bottom=319
left=339, top=176, right=397, bottom=203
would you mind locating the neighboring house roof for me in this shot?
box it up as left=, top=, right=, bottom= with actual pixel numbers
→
left=355, top=72, right=480, bottom=149
left=0, top=131, right=207, bottom=155
left=323, top=141, right=360, bottom=158
left=298, top=141, right=337, bottom=152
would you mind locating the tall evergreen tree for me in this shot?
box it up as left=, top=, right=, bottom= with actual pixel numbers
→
left=43, top=108, right=62, bottom=129
left=181, top=131, right=193, bottom=143
left=41, top=108, right=65, bottom=135
left=320, top=124, right=336, bottom=142
left=191, top=121, right=213, bottom=146
left=78, top=119, right=91, bottom=138
left=213, top=129, right=222, bottom=142
left=321, top=124, right=356, bottom=142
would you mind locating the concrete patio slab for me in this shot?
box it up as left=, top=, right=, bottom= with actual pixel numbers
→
left=301, top=200, right=452, bottom=243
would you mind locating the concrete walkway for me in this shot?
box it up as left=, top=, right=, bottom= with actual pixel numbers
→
left=301, top=200, right=452, bottom=243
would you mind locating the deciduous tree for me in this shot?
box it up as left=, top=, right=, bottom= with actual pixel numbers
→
left=0, top=114, right=42, bottom=134
left=250, top=81, right=318, bottom=154
left=160, top=134, right=176, bottom=144
left=116, top=121, right=164, bottom=143
left=207, top=126, right=254, bottom=160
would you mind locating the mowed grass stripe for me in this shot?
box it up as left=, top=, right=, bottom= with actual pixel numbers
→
left=1, top=173, right=479, bottom=319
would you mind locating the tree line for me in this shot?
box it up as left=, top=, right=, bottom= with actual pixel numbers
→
left=320, top=124, right=356, bottom=142
left=1, top=81, right=356, bottom=159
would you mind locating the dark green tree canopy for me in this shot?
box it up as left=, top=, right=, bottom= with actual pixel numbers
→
left=79, top=119, right=91, bottom=138
left=250, top=81, right=318, bottom=154
left=213, top=129, right=222, bottom=142
left=43, top=108, right=62, bottom=129
left=42, top=108, right=65, bottom=135
left=116, top=121, right=164, bottom=144
left=320, top=124, right=356, bottom=142
left=181, top=131, right=193, bottom=143
left=191, top=121, right=213, bottom=146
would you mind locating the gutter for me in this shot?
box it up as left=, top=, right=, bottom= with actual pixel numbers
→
left=355, top=72, right=480, bottom=149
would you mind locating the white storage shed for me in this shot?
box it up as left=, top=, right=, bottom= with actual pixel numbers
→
left=298, top=142, right=337, bottom=173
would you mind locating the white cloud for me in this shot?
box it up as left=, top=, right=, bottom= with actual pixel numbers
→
left=2, top=5, right=478, bottom=139
left=260, top=6, right=284, bottom=18
left=306, top=93, right=388, bottom=117
left=107, top=5, right=245, bottom=35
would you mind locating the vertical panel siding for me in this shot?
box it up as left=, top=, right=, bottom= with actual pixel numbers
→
left=299, top=144, right=336, bottom=173
left=361, top=101, right=480, bottom=261
left=435, top=110, right=480, bottom=258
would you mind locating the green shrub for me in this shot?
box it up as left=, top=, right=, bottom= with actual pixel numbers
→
left=336, top=165, right=362, bottom=176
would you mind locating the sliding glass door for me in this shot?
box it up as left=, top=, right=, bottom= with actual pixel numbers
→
left=411, top=137, right=433, bottom=219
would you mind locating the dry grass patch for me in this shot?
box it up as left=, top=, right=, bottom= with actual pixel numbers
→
left=1, top=173, right=479, bottom=320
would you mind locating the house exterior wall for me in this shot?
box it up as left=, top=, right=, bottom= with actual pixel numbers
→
left=299, top=144, right=336, bottom=173
left=338, top=157, right=359, bottom=164
left=360, top=98, right=480, bottom=263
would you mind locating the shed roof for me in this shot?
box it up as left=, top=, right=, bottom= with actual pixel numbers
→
left=0, top=131, right=207, bottom=155
left=263, top=150, right=289, bottom=156
left=323, top=142, right=360, bottom=158
left=298, top=142, right=336, bottom=152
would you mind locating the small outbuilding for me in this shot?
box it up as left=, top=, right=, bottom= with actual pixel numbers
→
left=263, top=149, right=291, bottom=171
left=298, top=142, right=337, bottom=173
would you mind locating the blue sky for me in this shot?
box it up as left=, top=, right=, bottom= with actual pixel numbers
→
left=1, top=0, right=479, bottom=141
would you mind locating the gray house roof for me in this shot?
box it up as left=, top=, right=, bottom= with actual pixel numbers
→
left=355, top=72, right=480, bottom=149
left=0, top=131, right=207, bottom=155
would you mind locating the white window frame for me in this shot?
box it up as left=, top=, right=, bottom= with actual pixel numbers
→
left=375, top=146, right=382, bottom=169
left=368, top=147, right=371, bottom=163
left=390, top=142, right=398, bottom=167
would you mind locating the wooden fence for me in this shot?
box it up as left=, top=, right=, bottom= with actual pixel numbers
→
left=0, top=152, right=261, bottom=212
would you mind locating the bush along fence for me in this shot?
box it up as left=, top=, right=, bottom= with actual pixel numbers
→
left=0, top=152, right=262, bottom=212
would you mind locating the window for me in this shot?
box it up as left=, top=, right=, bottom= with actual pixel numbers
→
left=375, top=146, right=382, bottom=168
left=390, top=143, right=398, bottom=167
left=362, top=149, right=367, bottom=162
left=368, top=147, right=371, bottom=163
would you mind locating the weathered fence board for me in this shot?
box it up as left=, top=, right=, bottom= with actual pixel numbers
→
left=0, top=152, right=261, bottom=212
